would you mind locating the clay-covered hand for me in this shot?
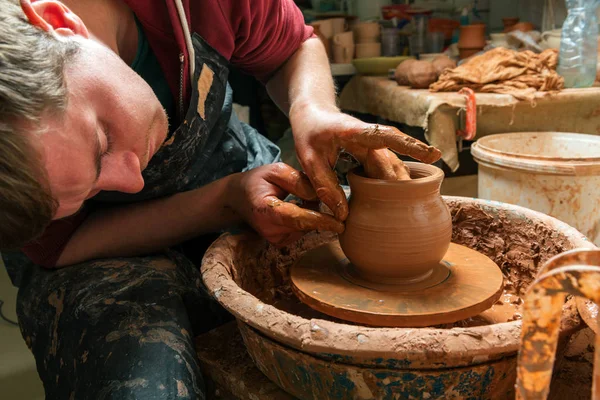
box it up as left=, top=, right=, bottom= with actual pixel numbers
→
left=290, top=106, right=442, bottom=220
left=228, top=163, right=345, bottom=247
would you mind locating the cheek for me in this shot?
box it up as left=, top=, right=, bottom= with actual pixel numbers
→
left=54, top=198, right=85, bottom=220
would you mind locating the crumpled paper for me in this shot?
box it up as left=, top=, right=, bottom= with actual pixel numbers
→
left=430, top=47, right=564, bottom=101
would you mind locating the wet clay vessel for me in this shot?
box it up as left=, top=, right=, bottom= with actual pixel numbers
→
left=339, top=162, right=452, bottom=284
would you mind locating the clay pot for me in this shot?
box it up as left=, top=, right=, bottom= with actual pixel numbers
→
left=333, top=31, right=353, bottom=47
left=502, top=17, right=519, bottom=31
left=312, top=24, right=332, bottom=61
left=333, top=44, right=354, bottom=63
left=330, top=17, right=347, bottom=35
left=310, top=19, right=333, bottom=39
left=459, top=47, right=482, bottom=60
left=353, top=22, right=380, bottom=44
left=355, top=42, right=381, bottom=59
left=506, top=22, right=535, bottom=33
left=339, top=162, right=452, bottom=283
left=458, top=24, right=486, bottom=49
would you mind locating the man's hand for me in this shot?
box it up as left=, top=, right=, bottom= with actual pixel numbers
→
left=227, top=163, right=344, bottom=247
left=289, top=104, right=442, bottom=221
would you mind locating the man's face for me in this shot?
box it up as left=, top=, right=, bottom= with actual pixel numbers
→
left=39, top=38, right=169, bottom=219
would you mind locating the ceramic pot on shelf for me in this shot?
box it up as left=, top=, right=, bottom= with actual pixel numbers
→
left=333, top=44, right=355, bottom=63
left=502, top=17, right=519, bottom=31
left=330, top=17, right=347, bottom=35
left=312, top=24, right=332, bottom=61
left=333, top=31, right=354, bottom=47
left=458, top=24, right=486, bottom=60
left=339, top=162, right=452, bottom=284
left=458, top=24, right=486, bottom=49
left=353, top=22, right=380, bottom=44
left=355, top=42, right=381, bottom=59
left=310, top=19, right=334, bottom=39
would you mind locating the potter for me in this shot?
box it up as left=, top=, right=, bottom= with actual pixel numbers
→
left=339, top=162, right=452, bottom=283
left=0, top=1, right=443, bottom=399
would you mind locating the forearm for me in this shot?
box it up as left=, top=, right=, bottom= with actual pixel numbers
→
left=56, top=174, right=242, bottom=266
left=266, top=37, right=338, bottom=116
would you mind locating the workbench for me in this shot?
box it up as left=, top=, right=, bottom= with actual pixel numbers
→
left=339, top=76, right=600, bottom=172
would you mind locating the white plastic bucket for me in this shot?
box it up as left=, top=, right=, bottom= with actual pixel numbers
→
left=471, top=132, right=600, bottom=245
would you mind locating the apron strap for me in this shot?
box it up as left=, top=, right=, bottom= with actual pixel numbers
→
left=173, top=0, right=196, bottom=80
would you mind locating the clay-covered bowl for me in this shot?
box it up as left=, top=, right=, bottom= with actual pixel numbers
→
left=339, top=162, right=452, bottom=283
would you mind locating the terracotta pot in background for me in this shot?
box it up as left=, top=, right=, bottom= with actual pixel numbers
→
left=429, top=18, right=460, bottom=41
left=507, top=22, right=535, bottom=33
left=339, top=163, right=452, bottom=283
left=333, top=31, right=354, bottom=47
left=502, top=17, right=519, bottom=31
left=353, top=22, right=380, bottom=44
left=311, top=19, right=333, bottom=38
left=458, top=24, right=486, bottom=49
left=333, top=44, right=355, bottom=63
left=312, top=24, right=332, bottom=60
left=355, top=42, right=381, bottom=58
left=330, top=17, right=347, bottom=35
left=459, top=47, right=482, bottom=60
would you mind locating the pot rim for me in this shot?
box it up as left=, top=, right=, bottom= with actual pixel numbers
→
left=201, top=197, right=593, bottom=368
left=348, top=161, right=443, bottom=186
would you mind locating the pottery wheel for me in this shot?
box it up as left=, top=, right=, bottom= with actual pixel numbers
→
left=290, top=241, right=504, bottom=327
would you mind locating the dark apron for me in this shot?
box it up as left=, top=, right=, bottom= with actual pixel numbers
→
left=2, top=34, right=279, bottom=400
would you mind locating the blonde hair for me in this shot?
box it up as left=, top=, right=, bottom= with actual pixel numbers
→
left=0, top=0, right=79, bottom=249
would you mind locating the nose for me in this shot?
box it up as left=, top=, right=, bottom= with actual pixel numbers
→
left=96, top=151, right=145, bottom=194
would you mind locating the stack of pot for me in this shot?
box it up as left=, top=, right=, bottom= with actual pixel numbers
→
left=458, top=24, right=486, bottom=60
left=311, top=18, right=347, bottom=62
left=352, top=22, right=382, bottom=59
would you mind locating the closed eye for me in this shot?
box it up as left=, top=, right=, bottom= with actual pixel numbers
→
left=95, top=123, right=114, bottom=181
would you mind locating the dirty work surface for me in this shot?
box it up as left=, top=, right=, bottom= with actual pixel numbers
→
left=196, top=322, right=594, bottom=400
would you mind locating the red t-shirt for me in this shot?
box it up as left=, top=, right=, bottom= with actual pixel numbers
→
left=23, top=0, right=313, bottom=267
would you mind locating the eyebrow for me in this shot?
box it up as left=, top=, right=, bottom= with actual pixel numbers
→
left=94, top=131, right=102, bottom=182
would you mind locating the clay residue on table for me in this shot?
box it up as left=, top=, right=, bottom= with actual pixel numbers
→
left=234, top=201, right=573, bottom=328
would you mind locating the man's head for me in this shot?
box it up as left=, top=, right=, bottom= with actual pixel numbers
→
left=1, top=0, right=168, bottom=248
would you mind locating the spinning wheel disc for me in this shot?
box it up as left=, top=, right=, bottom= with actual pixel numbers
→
left=290, top=241, right=504, bottom=327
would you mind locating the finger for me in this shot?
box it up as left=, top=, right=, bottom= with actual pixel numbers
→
left=344, top=125, right=442, bottom=164
left=266, top=197, right=345, bottom=234
left=300, top=154, right=349, bottom=221
left=393, top=158, right=412, bottom=180
left=345, top=146, right=411, bottom=181
left=365, top=149, right=400, bottom=180
left=266, top=163, right=318, bottom=201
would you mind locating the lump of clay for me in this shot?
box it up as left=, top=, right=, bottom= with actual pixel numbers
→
left=394, top=59, right=417, bottom=86
left=406, top=60, right=437, bottom=89
left=432, top=55, right=457, bottom=78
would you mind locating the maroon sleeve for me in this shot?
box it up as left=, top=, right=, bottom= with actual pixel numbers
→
left=21, top=210, right=88, bottom=268
left=215, top=0, right=314, bottom=82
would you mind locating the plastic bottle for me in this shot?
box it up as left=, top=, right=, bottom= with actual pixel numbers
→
left=557, top=0, right=600, bottom=88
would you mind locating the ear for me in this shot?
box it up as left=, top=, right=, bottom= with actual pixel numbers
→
left=20, top=0, right=89, bottom=38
